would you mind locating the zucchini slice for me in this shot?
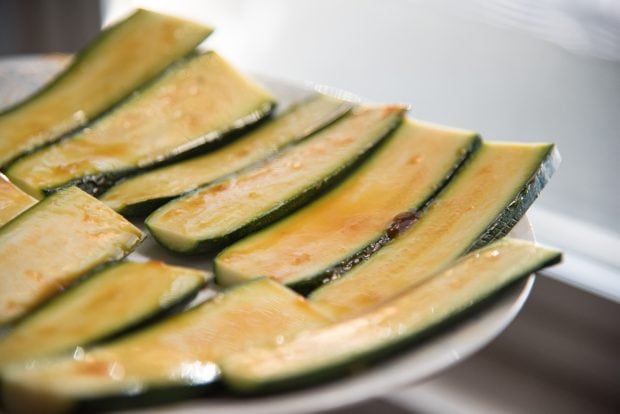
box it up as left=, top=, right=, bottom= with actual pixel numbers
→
left=146, top=105, right=405, bottom=254
left=6, top=52, right=275, bottom=198
left=309, top=141, right=559, bottom=319
left=0, top=261, right=207, bottom=368
left=0, top=9, right=212, bottom=168
left=220, top=238, right=562, bottom=393
left=0, top=174, right=36, bottom=227
left=100, top=94, right=353, bottom=215
left=1, top=278, right=330, bottom=413
left=215, top=119, right=480, bottom=290
left=0, top=187, right=144, bottom=325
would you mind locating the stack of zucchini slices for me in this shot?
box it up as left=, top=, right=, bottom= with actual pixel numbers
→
left=0, top=8, right=562, bottom=414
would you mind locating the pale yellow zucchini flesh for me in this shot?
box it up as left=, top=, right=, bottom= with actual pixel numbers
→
left=1, top=279, right=330, bottom=414
left=146, top=105, right=405, bottom=253
left=309, top=142, right=558, bottom=319
left=0, top=261, right=208, bottom=368
left=6, top=52, right=274, bottom=198
left=220, top=239, right=561, bottom=393
left=215, top=119, right=479, bottom=289
left=0, top=187, right=144, bottom=325
left=0, top=9, right=212, bottom=167
left=0, top=174, right=36, bottom=227
left=100, top=94, right=353, bottom=215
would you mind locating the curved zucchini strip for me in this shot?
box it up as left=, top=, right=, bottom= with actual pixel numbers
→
left=215, top=119, right=480, bottom=291
left=220, top=239, right=562, bottom=393
left=0, top=187, right=144, bottom=325
left=146, top=105, right=405, bottom=254
left=0, top=9, right=212, bottom=168
left=1, top=279, right=329, bottom=414
left=309, top=141, right=560, bottom=319
left=6, top=52, right=275, bottom=198
left=100, top=94, right=353, bottom=215
left=0, top=174, right=36, bottom=227
left=0, top=261, right=208, bottom=368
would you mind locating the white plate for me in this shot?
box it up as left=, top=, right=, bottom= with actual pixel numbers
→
left=0, top=55, right=535, bottom=414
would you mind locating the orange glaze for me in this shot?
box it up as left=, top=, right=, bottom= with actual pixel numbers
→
left=215, top=119, right=477, bottom=285
left=309, top=142, right=553, bottom=319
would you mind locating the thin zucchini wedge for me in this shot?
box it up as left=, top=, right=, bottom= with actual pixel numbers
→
left=146, top=105, right=405, bottom=254
left=310, top=141, right=560, bottom=319
left=0, top=174, right=36, bottom=227
left=100, top=94, right=353, bottom=215
left=0, top=9, right=212, bottom=168
left=0, top=261, right=207, bottom=368
left=220, top=238, right=562, bottom=393
left=0, top=187, right=144, bottom=325
left=1, top=278, right=330, bottom=414
left=6, top=52, right=275, bottom=198
left=215, top=119, right=480, bottom=291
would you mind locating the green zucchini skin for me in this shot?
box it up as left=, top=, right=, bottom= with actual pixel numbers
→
left=45, top=100, right=275, bottom=199
left=294, top=143, right=558, bottom=296
left=0, top=261, right=208, bottom=368
left=146, top=107, right=406, bottom=254
left=287, top=135, right=481, bottom=295
left=0, top=187, right=144, bottom=325
left=0, top=9, right=213, bottom=168
left=5, top=52, right=276, bottom=199
left=100, top=94, right=354, bottom=216
left=468, top=145, right=561, bottom=251
left=0, top=278, right=329, bottom=414
left=220, top=239, right=562, bottom=394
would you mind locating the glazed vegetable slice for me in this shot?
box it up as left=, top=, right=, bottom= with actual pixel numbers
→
left=221, top=239, right=562, bottom=393
left=146, top=105, right=405, bottom=254
left=100, top=94, right=353, bottom=215
left=6, top=52, right=275, bottom=198
left=0, top=261, right=207, bottom=368
left=215, top=119, right=480, bottom=291
left=0, top=174, right=36, bottom=227
left=0, top=187, right=143, bottom=325
left=310, top=141, right=559, bottom=319
left=0, top=9, right=212, bottom=168
left=1, top=278, right=330, bottom=414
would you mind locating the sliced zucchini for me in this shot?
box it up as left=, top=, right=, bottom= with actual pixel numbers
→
left=1, top=278, right=330, bottom=413
left=100, top=94, right=353, bottom=215
left=215, top=119, right=480, bottom=291
left=221, top=238, right=562, bottom=393
left=0, top=174, right=36, bottom=227
left=0, top=187, right=144, bottom=325
left=310, top=141, right=559, bottom=319
left=146, top=105, right=405, bottom=254
left=0, top=261, right=207, bottom=368
left=6, top=52, right=275, bottom=198
left=0, top=9, right=212, bottom=168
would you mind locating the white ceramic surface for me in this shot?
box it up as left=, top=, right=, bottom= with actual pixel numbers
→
left=0, top=55, right=534, bottom=414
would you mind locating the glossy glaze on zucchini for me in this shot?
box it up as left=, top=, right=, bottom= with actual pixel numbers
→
left=215, top=119, right=480, bottom=290
left=0, top=187, right=143, bottom=325
left=0, top=261, right=207, bottom=368
left=0, top=174, right=36, bottom=227
left=1, top=278, right=330, bottom=413
left=0, top=9, right=212, bottom=168
left=146, top=105, right=405, bottom=254
left=100, top=94, right=353, bottom=215
left=310, top=142, right=559, bottom=319
left=6, top=52, right=275, bottom=198
left=221, top=239, right=561, bottom=393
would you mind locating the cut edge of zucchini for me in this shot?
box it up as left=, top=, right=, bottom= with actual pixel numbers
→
left=146, top=105, right=406, bottom=254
